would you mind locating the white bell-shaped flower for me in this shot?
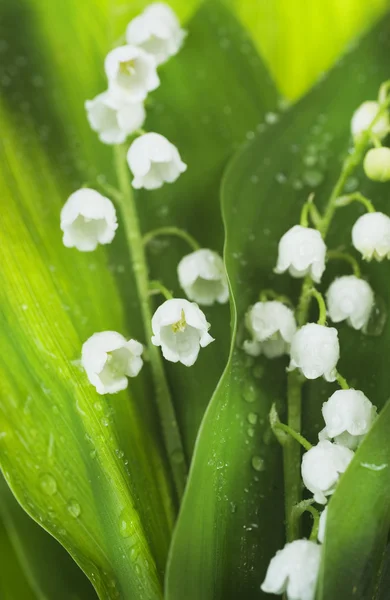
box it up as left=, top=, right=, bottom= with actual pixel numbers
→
left=243, top=301, right=297, bottom=359
left=317, top=507, right=328, bottom=544
left=104, top=45, right=159, bottom=104
left=85, top=91, right=145, bottom=145
left=126, top=3, right=186, bottom=66
left=151, top=298, right=214, bottom=366
left=127, top=132, right=187, bottom=189
left=60, top=189, right=118, bottom=252
left=82, top=331, right=143, bottom=395
left=301, top=440, right=354, bottom=504
left=352, top=212, right=390, bottom=261
left=363, top=147, right=390, bottom=182
left=326, top=276, right=374, bottom=331
left=275, top=225, right=326, bottom=283
left=261, top=539, right=321, bottom=600
left=351, top=101, right=389, bottom=139
left=320, top=389, right=377, bottom=451
left=177, top=249, right=228, bottom=306
left=289, top=324, right=339, bottom=382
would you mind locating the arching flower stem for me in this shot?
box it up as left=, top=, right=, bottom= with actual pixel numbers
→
left=113, top=144, right=187, bottom=503
left=143, top=226, right=200, bottom=252
left=327, top=250, right=361, bottom=278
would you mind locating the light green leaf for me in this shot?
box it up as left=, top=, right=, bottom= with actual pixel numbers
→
left=167, top=12, right=390, bottom=600
left=0, top=476, right=96, bottom=599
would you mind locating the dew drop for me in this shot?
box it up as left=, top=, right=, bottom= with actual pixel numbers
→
left=247, top=427, right=255, bottom=437
left=251, top=456, right=265, bottom=472
left=40, top=473, right=57, bottom=496
left=365, top=296, right=387, bottom=336
left=119, top=510, right=134, bottom=538
left=242, top=383, right=258, bottom=403
left=67, top=499, right=81, bottom=518
left=265, top=112, right=279, bottom=125
left=247, top=412, right=258, bottom=425
left=303, top=170, right=324, bottom=187
left=171, top=449, right=185, bottom=464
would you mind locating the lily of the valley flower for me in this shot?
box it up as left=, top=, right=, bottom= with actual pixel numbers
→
left=82, top=331, right=143, bottom=394
left=85, top=91, right=145, bottom=145
left=289, top=323, right=339, bottom=382
left=319, top=389, right=377, bottom=450
left=352, top=212, right=390, bottom=261
left=364, top=147, right=390, bottom=182
left=127, top=132, right=187, bottom=189
left=151, top=298, right=213, bottom=366
left=126, top=3, right=186, bottom=66
left=243, top=301, right=297, bottom=359
left=60, top=189, right=118, bottom=252
left=275, top=225, right=327, bottom=283
left=261, top=539, right=322, bottom=600
left=326, top=275, right=374, bottom=331
left=105, top=45, right=159, bottom=104
left=177, top=249, right=228, bottom=306
left=351, top=101, right=389, bottom=139
left=301, top=440, right=354, bottom=504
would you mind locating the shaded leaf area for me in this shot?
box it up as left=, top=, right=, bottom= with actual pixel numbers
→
left=167, top=13, right=390, bottom=600
left=0, top=476, right=96, bottom=599
left=0, top=516, right=36, bottom=600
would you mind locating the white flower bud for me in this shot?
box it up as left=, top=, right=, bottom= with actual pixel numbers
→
left=275, top=225, right=326, bottom=283
left=82, top=331, right=143, bottom=394
left=363, top=147, right=390, bottom=182
left=301, top=440, right=354, bottom=504
left=126, top=3, right=186, bottom=66
left=60, top=189, right=118, bottom=252
left=352, top=212, right=390, bottom=261
left=318, top=507, right=328, bottom=544
left=151, top=299, right=214, bottom=366
left=177, top=249, right=228, bottom=306
left=127, top=132, right=187, bottom=189
left=104, top=45, right=159, bottom=104
left=261, top=539, right=321, bottom=600
left=85, top=91, right=145, bottom=145
left=243, top=301, right=297, bottom=359
left=326, top=276, right=374, bottom=331
left=351, top=101, right=389, bottom=139
left=289, top=324, right=339, bottom=382
left=320, top=389, right=377, bottom=450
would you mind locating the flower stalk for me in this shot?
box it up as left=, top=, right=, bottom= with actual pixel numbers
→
left=114, top=144, right=187, bottom=503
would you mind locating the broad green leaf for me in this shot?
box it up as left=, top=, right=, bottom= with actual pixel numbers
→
left=0, top=111, right=175, bottom=598
left=0, top=476, right=96, bottom=599
left=317, top=399, right=390, bottom=600
left=167, top=12, right=390, bottom=600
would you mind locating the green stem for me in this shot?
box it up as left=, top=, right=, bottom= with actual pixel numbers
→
left=273, top=421, right=312, bottom=451
left=284, top=371, right=305, bottom=541
left=336, top=371, right=350, bottom=390
left=334, top=192, right=376, bottom=213
left=149, top=280, right=174, bottom=301
left=114, top=145, right=187, bottom=502
left=307, top=288, right=327, bottom=325
left=143, top=226, right=200, bottom=252
left=259, top=289, right=293, bottom=306
left=327, top=250, right=361, bottom=278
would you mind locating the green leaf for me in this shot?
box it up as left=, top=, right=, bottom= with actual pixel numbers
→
left=0, top=476, right=96, bottom=599
left=317, top=399, right=390, bottom=600
left=167, top=12, right=390, bottom=600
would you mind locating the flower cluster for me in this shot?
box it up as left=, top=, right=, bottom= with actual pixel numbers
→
left=256, top=89, right=389, bottom=600
left=59, top=4, right=230, bottom=394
